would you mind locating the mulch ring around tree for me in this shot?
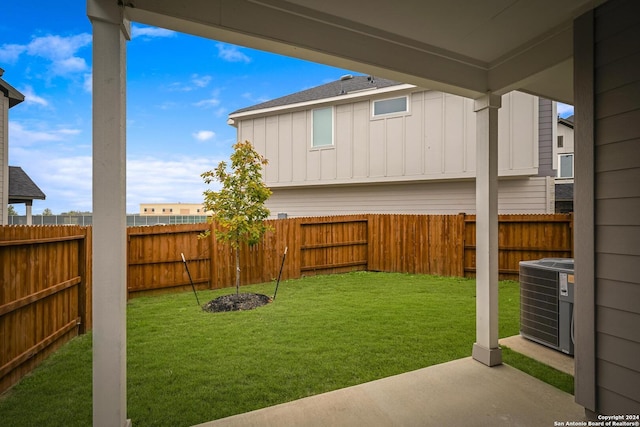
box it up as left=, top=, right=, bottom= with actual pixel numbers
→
left=202, top=293, right=272, bottom=313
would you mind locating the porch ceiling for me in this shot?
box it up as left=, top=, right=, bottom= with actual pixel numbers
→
left=123, top=0, right=606, bottom=103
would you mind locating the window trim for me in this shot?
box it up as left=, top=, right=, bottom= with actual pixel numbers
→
left=311, top=106, right=334, bottom=148
left=371, top=95, right=409, bottom=118
left=558, top=153, right=574, bottom=178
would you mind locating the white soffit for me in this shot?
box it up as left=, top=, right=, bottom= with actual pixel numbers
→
left=123, top=0, right=606, bottom=102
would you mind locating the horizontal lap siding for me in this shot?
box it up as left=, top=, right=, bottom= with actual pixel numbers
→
left=265, top=177, right=552, bottom=218
left=594, top=0, right=640, bottom=414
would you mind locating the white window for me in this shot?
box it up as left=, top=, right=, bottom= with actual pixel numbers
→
left=372, top=96, right=408, bottom=117
left=312, top=107, right=333, bottom=147
left=558, top=154, right=574, bottom=178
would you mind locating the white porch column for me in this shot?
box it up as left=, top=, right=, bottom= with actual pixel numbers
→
left=472, top=93, right=502, bottom=367
left=87, top=1, right=131, bottom=426
left=25, top=201, right=32, bottom=225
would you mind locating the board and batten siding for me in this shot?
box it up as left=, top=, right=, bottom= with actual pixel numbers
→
left=239, top=90, right=539, bottom=188
left=576, top=0, right=640, bottom=415
left=265, top=177, right=553, bottom=218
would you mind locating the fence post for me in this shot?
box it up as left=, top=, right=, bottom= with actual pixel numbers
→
left=209, top=221, right=215, bottom=289
left=569, top=212, right=574, bottom=258
left=77, top=227, right=87, bottom=334
left=458, top=213, right=466, bottom=277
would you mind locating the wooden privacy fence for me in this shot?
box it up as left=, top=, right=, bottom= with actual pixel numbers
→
left=0, top=225, right=92, bottom=394
left=127, top=213, right=573, bottom=297
left=463, top=214, right=574, bottom=279
left=1, top=214, right=572, bottom=393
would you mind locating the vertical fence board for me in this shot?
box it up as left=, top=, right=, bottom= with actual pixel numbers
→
left=0, top=225, right=90, bottom=394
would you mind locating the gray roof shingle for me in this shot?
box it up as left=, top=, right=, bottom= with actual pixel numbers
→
left=9, top=166, right=46, bottom=203
left=231, top=75, right=403, bottom=115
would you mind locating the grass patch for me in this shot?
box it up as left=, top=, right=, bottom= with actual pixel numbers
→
left=1, top=272, right=521, bottom=426
left=501, top=346, right=575, bottom=395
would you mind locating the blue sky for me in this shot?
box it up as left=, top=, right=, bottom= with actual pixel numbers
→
left=2, top=1, right=574, bottom=215
left=1, top=1, right=356, bottom=214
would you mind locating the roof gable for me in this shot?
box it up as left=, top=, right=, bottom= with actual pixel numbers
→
left=8, top=166, right=46, bottom=203
left=231, top=75, right=403, bottom=115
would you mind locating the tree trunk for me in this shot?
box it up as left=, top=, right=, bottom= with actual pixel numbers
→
left=235, top=247, right=240, bottom=296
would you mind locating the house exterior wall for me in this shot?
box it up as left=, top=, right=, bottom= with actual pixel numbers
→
left=238, top=90, right=539, bottom=188
left=139, top=203, right=208, bottom=216
left=593, top=0, right=640, bottom=414
left=265, top=177, right=554, bottom=218
left=554, top=122, right=575, bottom=174
left=575, top=0, right=640, bottom=415
left=1, top=96, right=7, bottom=225
left=537, top=98, right=556, bottom=177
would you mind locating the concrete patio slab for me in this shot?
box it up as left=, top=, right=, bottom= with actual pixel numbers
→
left=195, top=357, right=585, bottom=427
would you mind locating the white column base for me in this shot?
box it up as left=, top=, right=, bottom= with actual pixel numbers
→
left=472, top=343, right=502, bottom=367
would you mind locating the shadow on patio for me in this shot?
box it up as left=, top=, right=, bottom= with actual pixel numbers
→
left=197, top=341, right=584, bottom=427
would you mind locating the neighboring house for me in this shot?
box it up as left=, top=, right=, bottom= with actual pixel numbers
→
left=229, top=75, right=556, bottom=218
left=555, top=115, right=575, bottom=212
left=139, top=202, right=208, bottom=216
left=8, top=166, right=46, bottom=225
left=0, top=68, right=25, bottom=225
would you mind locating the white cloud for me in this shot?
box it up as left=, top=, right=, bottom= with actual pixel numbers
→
left=191, top=74, right=212, bottom=88
left=194, top=98, right=220, bottom=108
left=158, top=101, right=178, bottom=110
left=9, top=121, right=81, bottom=147
left=26, top=33, right=91, bottom=60
left=216, top=43, right=251, bottom=63
left=194, top=88, right=221, bottom=108
left=83, top=73, right=92, bottom=93
left=242, top=92, right=269, bottom=104
left=126, top=155, right=222, bottom=212
left=9, top=147, right=93, bottom=213
left=21, top=86, right=49, bottom=107
left=168, top=75, right=214, bottom=92
left=27, top=33, right=91, bottom=61
left=131, top=25, right=177, bottom=39
left=214, top=107, right=228, bottom=118
left=51, top=56, right=88, bottom=74
left=0, top=43, right=26, bottom=63
left=192, top=130, right=216, bottom=141
left=2, top=33, right=91, bottom=77
left=10, top=149, right=224, bottom=214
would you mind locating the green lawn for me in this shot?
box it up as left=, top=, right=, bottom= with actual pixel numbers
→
left=1, top=272, right=538, bottom=426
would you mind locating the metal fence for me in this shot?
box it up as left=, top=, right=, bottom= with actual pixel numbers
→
left=8, top=215, right=209, bottom=226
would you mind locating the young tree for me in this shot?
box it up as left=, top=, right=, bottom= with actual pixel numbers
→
left=42, top=208, right=53, bottom=216
left=201, top=140, right=272, bottom=295
left=7, top=205, right=18, bottom=216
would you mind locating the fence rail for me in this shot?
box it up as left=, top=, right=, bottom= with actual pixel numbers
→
left=1, top=213, right=572, bottom=393
left=0, top=225, right=91, bottom=394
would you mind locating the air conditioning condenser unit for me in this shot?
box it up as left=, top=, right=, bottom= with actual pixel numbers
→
left=519, top=258, right=575, bottom=355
